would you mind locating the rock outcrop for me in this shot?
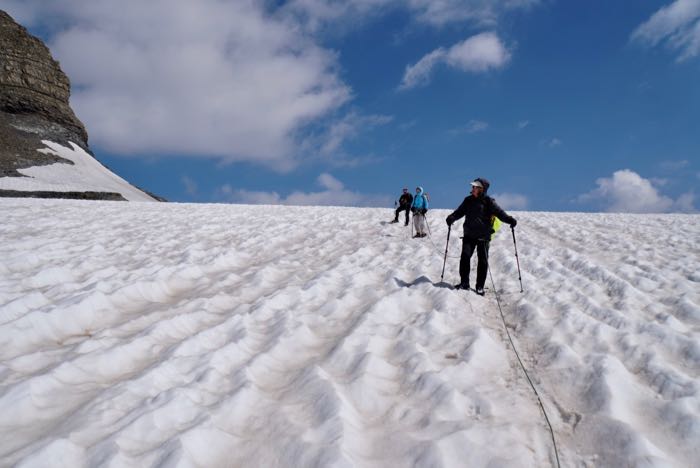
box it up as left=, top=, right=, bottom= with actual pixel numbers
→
left=0, top=10, right=89, bottom=176
left=0, top=10, right=160, bottom=201
left=0, top=10, right=87, bottom=144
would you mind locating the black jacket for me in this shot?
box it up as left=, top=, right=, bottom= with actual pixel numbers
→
left=398, top=193, right=413, bottom=207
left=447, top=195, right=515, bottom=241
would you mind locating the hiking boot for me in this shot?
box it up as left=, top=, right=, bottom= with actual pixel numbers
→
left=390, top=219, right=399, bottom=223
left=475, top=287, right=485, bottom=296
left=413, top=234, right=421, bottom=238
left=454, top=283, right=470, bottom=290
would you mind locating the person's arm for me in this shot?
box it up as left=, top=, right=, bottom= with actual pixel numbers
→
left=490, top=198, right=517, bottom=227
left=446, top=197, right=468, bottom=225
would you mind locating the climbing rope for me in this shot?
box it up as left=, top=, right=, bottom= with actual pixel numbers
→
left=487, top=249, right=562, bottom=468
left=412, top=215, right=561, bottom=467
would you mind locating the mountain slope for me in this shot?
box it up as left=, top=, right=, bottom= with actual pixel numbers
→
left=0, top=10, right=157, bottom=202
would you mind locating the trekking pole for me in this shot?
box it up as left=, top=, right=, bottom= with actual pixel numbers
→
left=511, top=227, right=524, bottom=292
left=440, top=225, right=451, bottom=281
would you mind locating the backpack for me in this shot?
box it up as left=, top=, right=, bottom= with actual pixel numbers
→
left=490, top=216, right=502, bottom=240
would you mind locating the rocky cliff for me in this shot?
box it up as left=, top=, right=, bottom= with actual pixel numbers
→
left=0, top=10, right=159, bottom=201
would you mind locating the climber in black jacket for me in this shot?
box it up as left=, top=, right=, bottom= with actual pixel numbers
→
left=446, top=177, right=517, bottom=295
left=391, top=188, right=413, bottom=225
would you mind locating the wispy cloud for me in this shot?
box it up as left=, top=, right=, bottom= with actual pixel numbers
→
left=631, top=0, right=700, bottom=61
left=545, top=138, right=562, bottom=148
left=280, top=0, right=542, bottom=31
left=577, top=169, right=696, bottom=213
left=517, top=120, right=530, bottom=130
left=399, top=32, right=511, bottom=89
left=182, top=176, right=198, bottom=196
left=315, top=113, right=393, bottom=158
left=450, top=119, right=489, bottom=135
left=399, top=120, right=418, bottom=131
left=659, top=159, right=690, bottom=171
left=492, top=192, right=529, bottom=210
left=217, top=174, right=392, bottom=207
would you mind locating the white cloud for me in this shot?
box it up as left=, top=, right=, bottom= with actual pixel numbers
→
left=219, top=185, right=283, bottom=205
left=632, top=0, right=700, bottom=61
left=2, top=0, right=540, bottom=169
left=5, top=0, right=350, bottom=170
left=445, top=32, right=512, bottom=71
left=675, top=191, right=697, bottom=212
left=492, top=192, right=528, bottom=210
left=317, top=172, right=344, bottom=191
left=218, top=174, right=392, bottom=207
left=577, top=169, right=696, bottom=213
left=517, top=120, right=530, bottom=130
left=400, top=32, right=511, bottom=89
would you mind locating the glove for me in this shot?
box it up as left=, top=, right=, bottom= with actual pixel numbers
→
left=420, top=208, right=427, bottom=215
left=446, top=215, right=454, bottom=226
left=411, top=207, right=416, bottom=214
left=510, top=218, right=517, bottom=228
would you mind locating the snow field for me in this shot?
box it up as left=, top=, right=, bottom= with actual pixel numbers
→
left=0, top=141, right=155, bottom=201
left=0, top=199, right=698, bottom=467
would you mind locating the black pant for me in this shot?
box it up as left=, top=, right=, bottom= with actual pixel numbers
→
left=460, top=237, right=490, bottom=289
left=394, top=205, right=410, bottom=223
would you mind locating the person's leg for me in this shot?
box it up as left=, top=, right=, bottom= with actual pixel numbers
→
left=475, top=240, right=490, bottom=291
left=393, top=206, right=400, bottom=222
left=413, top=212, right=420, bottom=237
left=404, top=206, right=410, bottom=225
left=458, top=238, right=476, bottom=287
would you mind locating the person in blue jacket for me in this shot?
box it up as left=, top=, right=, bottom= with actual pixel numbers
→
left=411, top=186, right=429, bottom=238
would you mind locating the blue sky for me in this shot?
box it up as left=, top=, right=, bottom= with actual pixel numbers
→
left=5, top=0, right=699, bottom=212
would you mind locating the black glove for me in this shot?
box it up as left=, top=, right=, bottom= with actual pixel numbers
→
left=420, top=208, right=427, bottom=215
left=446, top=215, right=454, bottom=226
left=510, top=218, right=517, bottom=228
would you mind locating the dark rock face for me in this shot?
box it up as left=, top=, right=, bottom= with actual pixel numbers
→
left=0, top=9, right=89, bottom=178
left=0, top=10, right=87, bottom=144
left=0, top=10, right=162, bottom=201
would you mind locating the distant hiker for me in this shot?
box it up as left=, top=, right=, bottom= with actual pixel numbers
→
left=411, top=186, right=429, bottom=238
left=446, top=178, right=517, bottom=295
left=391, top=187, right=413, bottom=225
